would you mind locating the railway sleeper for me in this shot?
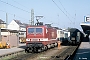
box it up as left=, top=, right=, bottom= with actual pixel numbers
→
left=51, top=55, right=71, bottom=60
left=51, top=46, right=78, bottom=60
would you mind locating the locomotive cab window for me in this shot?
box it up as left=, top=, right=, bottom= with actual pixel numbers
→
left=28, top=28, right=34, bottom=34
left=28, top=28, right=43, bottom=34
left=36, top=28, right=42, bottom=33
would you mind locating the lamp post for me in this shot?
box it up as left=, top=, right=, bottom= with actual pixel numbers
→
left=16, top=32, right=19, bottom=46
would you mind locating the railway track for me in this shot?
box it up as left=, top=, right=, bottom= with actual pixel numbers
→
left=9, top=53, right=38, bottom=60
left=1, top=45, right=78, bottom=60
left=50, top=46, right=78, bottom=60
left=0, top=50, right=25, bottom=60
left=3, top=46, right=66, bottom=60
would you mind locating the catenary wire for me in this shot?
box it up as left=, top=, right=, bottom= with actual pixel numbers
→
left=52, top=0, right=72, bottom=23
left=0, top=9, right=29, bottom=21
left=58, top=0, right=75, bottom=20
left=0, top=0, right=30, bottom=13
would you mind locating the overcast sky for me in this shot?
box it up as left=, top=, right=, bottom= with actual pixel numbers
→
left=0, top=0, right=90, bottom=30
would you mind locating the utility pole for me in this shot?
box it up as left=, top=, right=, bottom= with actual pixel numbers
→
left=14, top=14, right=15, bottom=20
left=6, top=13, right=8, bottom=28
left=31, top=9, right=34, bottom=25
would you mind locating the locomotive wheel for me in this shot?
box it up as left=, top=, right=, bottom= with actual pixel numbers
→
left=44, top=46, right=48, bottom=51
left=41, top=47, right=44, bottom=52
left=25, top=47, right=33, bottom=53
left=27, top=50, right=30, bottom=53
left=38, top=47, right=44, bottom=52
left=25, top=48, right=30, bottom=53
left=55, top=42, right=58, bottom=46
left=33, top=47, right=38, bottom=53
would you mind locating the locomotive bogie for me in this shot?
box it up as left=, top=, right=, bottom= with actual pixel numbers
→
left=25, top=42, right=44, bottom=52
left=47, top=44, right=51, bottom=49
left=54, top=42, right=58, bottom=47
left=50, top=43, right=54, bottom=48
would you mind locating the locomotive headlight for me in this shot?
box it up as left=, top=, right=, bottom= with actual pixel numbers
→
left=41, top=39, right=43, bottom=40
left=26, top=39, right=30, bottom=41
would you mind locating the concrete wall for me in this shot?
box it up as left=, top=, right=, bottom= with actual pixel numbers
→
left=2, top=35, right=19, bottom=48
left=9, top=35, right=18, bottom=47
left=0, top=28, right=1, bottom=41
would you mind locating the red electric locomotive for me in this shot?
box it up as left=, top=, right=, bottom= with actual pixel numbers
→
left=25, top=23, right=58, bottom=52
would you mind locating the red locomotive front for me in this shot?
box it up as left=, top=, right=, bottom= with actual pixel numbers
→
left=25, top=25, right=58, bottom=52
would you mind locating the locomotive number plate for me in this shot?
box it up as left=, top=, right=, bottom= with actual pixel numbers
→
left=32, top=39, right=38, bottom=41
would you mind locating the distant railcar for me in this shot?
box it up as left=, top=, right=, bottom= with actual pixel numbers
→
left=25, top=24, right=58, bottom=52
left=68, top=28, right=84, bottom=45
left=57, top=29, right=68, bottom=44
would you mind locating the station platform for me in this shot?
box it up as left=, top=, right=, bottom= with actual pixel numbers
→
left=0, top=43, right=26, bottom=57
left=74, top=42, right=90, bottom=60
